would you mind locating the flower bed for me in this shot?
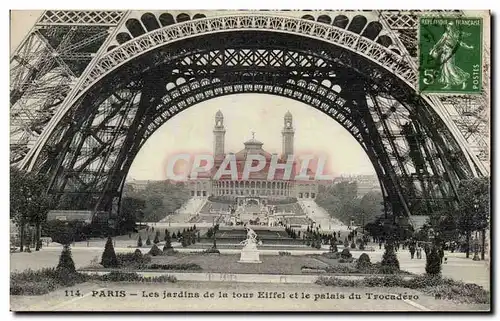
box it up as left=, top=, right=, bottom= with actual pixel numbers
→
left=10, top=268, right=178, bottom=296
left=10, top=268, right=89, bottom=296
left=316, top=275, right=490, bottom=304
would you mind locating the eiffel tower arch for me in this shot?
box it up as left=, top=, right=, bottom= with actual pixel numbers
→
left=10, top=10, right=489, bottom=222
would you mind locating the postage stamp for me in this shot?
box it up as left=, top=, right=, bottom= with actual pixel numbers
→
left=418, top=16, right=483, bottom=94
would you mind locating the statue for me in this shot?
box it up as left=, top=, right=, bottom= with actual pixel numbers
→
left=238, top=226, right=262, bottom=263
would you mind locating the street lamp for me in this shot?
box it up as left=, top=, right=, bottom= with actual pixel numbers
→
left=473, top=202, right=480, bottom=261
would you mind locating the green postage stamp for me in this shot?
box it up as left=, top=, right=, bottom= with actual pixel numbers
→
left=418, top=16, right=483, bottom=94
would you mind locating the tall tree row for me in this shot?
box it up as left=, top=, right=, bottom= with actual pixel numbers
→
left=10, top=167, right=54, bottom=251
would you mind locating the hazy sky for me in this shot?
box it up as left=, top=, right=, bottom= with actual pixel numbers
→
left=130, top=95, right=375, bottom=180
left=11, top=11, right=376, bottom=180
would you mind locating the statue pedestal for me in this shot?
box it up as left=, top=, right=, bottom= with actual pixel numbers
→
left=238, top=245, right=262, bottom=263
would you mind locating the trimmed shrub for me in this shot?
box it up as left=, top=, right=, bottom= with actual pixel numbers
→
left=153, top=234, right=160, bottom=244
left=10, top=268, right=89, bottom=296
left=116, top=251, right=151, bottom=268
left=164, top=230, right=172, bottom=249
left=322, top=252, right=340, bottom=259
left=425, top=246, right=442, bottom=276
left=315, top=275, right=490, bottom=305
left=163, top=246, right=177, bottom=255
left=350, top=241, right=356, bottom=249
left=279, top=251, right=291, bottom=256
left=340, top=248, right=352, bottom=259
left=56, top=244, right=76, bottom=273
left=101, top=236, right=118, bottom=268
left=356, top=253, right=371, bottom=270
left=148, top=244, right=163, bottom=256
left=146, top=235, right=151, bottom=246
left=324, top=265, right=358, bottom=274
left=137, top=235, right=143, bottom=247
left=380, top=244, right=400, bottom=274
left=95, top=271, right=143, bottom=282
left=147, top=263, right=202, bottom=271
left=204, top=247, right=220, bottom=254
left=92, top=271, right=177, bottom=283
left=315, top=276, right=360, bottom=287
left=364, top=275, right=405, bottom=287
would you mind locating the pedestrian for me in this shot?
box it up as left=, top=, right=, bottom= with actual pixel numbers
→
left=409, top=244, right=416, bottom=259
left=439, top=247, right=445, bottom=264
left=379, top=241, right=382, bottom=250
left=416, top=246, right=422, bottom=259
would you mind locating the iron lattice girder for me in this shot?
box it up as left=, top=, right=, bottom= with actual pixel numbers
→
left=10, top=14, right=122, bottom=165
left=33, top=31, right=472, bottom=217
left=18, top=13, right=486, bottom=178
left=378, top=10, right=490, bottom=169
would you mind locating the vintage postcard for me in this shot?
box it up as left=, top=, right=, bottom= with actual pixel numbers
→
left=9, top=10, right=491, bottom=312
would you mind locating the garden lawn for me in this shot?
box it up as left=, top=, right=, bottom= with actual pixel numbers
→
left=147, top=254, right=328, bottom=274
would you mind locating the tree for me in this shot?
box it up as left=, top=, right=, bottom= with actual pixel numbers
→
left=148, top=244, right=163, bottom=256
left=118, top=197, right=145, bottom=233
left=181, top=234, right=188, bottom=247
left=381, top=244, right=400, bottom=274
left=56, top=244, right=76, bottom=273
left=315, top=181, right=359, bottom=224
left=101, top=236, right=118, bottom=267
left=457, top=178, right=490, bottom=259
left=425, top=246, right=442, bottom=276
left=122, top=180, right=191, bottom=222
left=359, top=191, right=384, bottom=228
left=10, top=168, right=55, bottom=251
left=356, top=253, right=371, bottom=270
left=44, top=220, right=77, bottom=245
left=164, top=229, right=172, bottom=249
left=212, top=224, right=219, bottom=249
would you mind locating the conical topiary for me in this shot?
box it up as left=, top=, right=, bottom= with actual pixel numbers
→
left=153, top=233, right=160, bottom=244
left=356, top=253, right=371, bottom=270
left=56, top=244, right=76, bottom=273
left=101, top=236, right=118, bottom=268
left=164, top=230, right=172, bottom=249
left=137, top=235, right=143, bottom=247
left=148, top=244, right=163, bottom=256
left=146, top=235, right=151, bottom=246
left=381, top=244, right=400, bottom=274
left=425, top=246, right=442, bottom=276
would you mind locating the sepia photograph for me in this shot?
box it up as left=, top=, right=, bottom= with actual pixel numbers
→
left=8, top=9, right=491, bottom=312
